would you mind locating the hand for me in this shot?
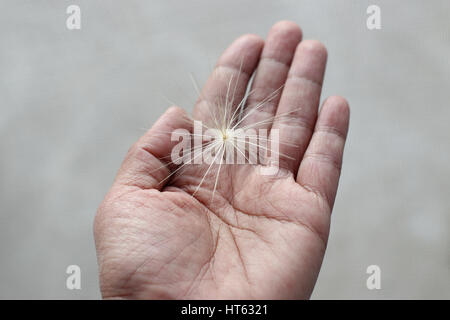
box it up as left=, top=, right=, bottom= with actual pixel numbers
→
left=94, top=21, right=350, bottom=299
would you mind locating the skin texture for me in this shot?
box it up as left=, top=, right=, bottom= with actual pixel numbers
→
left=94, top=21, right=350, bottom=299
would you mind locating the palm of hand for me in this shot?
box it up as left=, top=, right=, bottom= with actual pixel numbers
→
left=95, top=21, right=349, bottom=299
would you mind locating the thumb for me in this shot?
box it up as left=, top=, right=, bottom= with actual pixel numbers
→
left=114, top=106, right=192, bottom=190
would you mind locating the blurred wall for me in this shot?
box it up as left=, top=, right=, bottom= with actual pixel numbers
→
left=0, top=0, right=449, bottom=299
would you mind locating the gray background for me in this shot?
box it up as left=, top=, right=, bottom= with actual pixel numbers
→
left=0, top=0, right=449, bottom=299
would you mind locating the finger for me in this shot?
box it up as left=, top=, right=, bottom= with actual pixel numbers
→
left=271, top=40, right=328, bottom=173
left=193, top=34, right=263, bottom=126
left=241, top=21, right=302, bottom=129
left=296, top=96, right=350, bottom=210
left=114, top=106, right=192, bottom=190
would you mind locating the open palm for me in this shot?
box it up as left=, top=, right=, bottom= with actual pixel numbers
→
left=94, top=21, right=350, bottom=299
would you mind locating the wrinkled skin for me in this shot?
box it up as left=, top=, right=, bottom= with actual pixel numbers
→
left=94, top=21, right=350, bottom=299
